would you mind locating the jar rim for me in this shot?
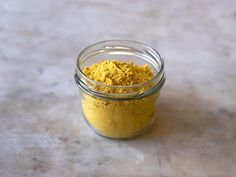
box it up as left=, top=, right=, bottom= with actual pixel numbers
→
left=74, top=71, right=166, bottom=100
left=76, top=39, right=165, bottom=90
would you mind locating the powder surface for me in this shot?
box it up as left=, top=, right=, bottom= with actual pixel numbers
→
left=83, top=60, right=153, bottom=86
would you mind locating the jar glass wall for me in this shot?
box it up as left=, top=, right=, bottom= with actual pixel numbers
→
left=74, top=40, right=165, bottom=139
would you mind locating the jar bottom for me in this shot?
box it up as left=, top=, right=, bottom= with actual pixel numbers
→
left=81, top=110, right=157, bottom=139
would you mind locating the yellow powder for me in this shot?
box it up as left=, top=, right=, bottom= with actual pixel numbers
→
left=81, top=60, right=158, bottom=138
left=83, top=60, right=153, bottom=86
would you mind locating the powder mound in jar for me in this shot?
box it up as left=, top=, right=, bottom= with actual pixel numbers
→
left=83, top=60, right=153, bottom=86
left=81, top=60, right=157, bottom=138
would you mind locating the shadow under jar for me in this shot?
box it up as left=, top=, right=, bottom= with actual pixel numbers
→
left=74, top=40, right=166, bottom=139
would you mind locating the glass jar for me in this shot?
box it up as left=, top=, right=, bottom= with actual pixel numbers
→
left=74, top=40, right=165, bottom=139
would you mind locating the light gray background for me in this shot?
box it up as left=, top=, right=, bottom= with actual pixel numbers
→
left=0, top=0, right=236, bottom=177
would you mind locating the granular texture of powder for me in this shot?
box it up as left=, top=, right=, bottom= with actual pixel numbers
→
left=83, top=60, right=153, bottom=86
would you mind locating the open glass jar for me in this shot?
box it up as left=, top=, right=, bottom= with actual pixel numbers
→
left=74, top=40, right=165, bottom=139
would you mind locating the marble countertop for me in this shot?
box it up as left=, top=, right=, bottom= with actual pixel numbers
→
left=1, top=0, right=236, bottom=176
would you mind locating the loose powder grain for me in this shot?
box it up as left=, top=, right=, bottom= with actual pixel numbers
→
left=81, top=60, right=158, bottom=138
left=83, top=60, right=153, bottom=87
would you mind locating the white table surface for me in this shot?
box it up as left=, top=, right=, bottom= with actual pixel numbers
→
left=0, top=0, right=236, bottom=176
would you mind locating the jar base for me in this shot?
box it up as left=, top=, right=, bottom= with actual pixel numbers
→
left=82, top=111, right=157, bottom=139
